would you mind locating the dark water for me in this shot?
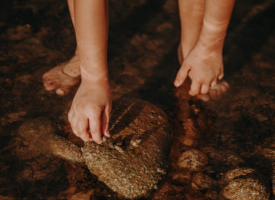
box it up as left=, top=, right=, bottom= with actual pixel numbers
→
left=1, top=0, right=275, bottom=199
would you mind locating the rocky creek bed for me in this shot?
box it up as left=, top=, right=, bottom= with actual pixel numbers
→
left=1, top=0, right=275, bottom=199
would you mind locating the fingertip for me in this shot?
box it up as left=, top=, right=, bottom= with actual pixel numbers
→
left=175, top=68, right=188, bottom=87
left=174, top=80, right=181, bottom=87
left=90, top=129, right=103, bottom=144
left=201, top=84, right=210, bottom=94
left=189, top=90, right=195, bottom=96
left=218, top=73, right=224, bottom=80
left=211, top=80, right=217, bottom=88
left=104, top=131, right=111, bottom=138
left=94, top=139, right=103, bottom=144
left=189, top=82, right=201, bottom=96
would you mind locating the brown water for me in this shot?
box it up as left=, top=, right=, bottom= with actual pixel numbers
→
left=1, top=0, right=275, bottom=199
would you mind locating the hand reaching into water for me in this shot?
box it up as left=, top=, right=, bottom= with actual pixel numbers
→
left=68, top=79, right=112, bottom=143
left=174, top=44, right=224, bottom=96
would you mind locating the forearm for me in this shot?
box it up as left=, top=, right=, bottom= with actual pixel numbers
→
left=197, top=0, right=236, bottom=51
left=74, top=0, right=109, bottom=81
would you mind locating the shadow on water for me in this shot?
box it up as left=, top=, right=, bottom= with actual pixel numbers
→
left=121, top=43, right=179, bottom=117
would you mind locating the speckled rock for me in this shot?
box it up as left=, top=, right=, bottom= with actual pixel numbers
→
left=223, top=167, right=257, bottom=182
left=17, top=98, right=173, bottom=199
left=191, top=172, right=218, bottom=190
left=201, top=147, right=244, bottom=169
left=17, top=117, right=85, bottom=164
left=177, top=149, right=208, bottom=172
left=221, top=167, right=270, bottom=200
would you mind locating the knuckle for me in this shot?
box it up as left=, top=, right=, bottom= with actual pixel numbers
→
left=77, top=126, right=85, bottom=134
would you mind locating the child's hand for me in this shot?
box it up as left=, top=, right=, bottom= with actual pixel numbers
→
left=68, top=79, right=112, bottom=143
left=174, top=44, right=224, bottom=96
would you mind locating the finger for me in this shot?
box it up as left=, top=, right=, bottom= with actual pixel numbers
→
left=174, top=65, right=189, bottom=87
left=201, top=84, right=210, bottom=94
left=197, top=94, right=210, bottom=102
left=218, top=73, right=224, bottom=80
left=69, top=113, right=79, bottom=137
left=211, top=80, right=218, bottom=87
left=68, top=109, right=73, bottom=123
left=189, top=81, right=201, bottom=96
left=101, top=107, right=111, bottom=138
left=89, top=110, right=103, bottom=144
left=77, top=116, right=91, bottom=142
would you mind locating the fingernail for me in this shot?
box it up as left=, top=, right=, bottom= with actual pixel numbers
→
left=105, top=131, right=111, bottom=138
left=174, top=80, right=180, bottom=87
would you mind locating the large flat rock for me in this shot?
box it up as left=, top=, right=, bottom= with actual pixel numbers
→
left=17, top=98, right=173, bottom=199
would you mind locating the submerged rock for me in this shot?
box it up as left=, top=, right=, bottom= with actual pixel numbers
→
left=221, top=167, right=270, bottom=200
left=201, top=147, right=244, bottom=170
left=177, top=149, right=208, bottom=172
left=191, top=172, right=218, bottom=190
left=17, top=98, right=173, bottom=199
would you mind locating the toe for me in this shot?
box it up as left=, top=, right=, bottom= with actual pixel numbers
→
left=209, top=89, right=218, bottom=100
left=222, top=81, right=230, bottom=89
left=220, top=84, right=228, bottom=93
left=44, top=82, right=56, bottom=91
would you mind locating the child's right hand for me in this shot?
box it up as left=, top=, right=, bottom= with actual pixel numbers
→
left=68, top=78, right=112, bottom=144
left=174, top=44, right=224, bottom=96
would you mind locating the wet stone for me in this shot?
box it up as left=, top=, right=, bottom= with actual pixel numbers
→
left=177, top=149, right=208, bottom=172
left=223, top=167, right=256, bottom=182
left=201, top=147, right=244, bottom=170
left=221, top=167, right=270, bottom=200
left=17, top=98, right=173, bottom=199
left=191, top=172, right=218, bottom=190
left=170, top=170, right=192, bottom=185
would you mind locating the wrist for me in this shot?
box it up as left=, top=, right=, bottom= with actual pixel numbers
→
left=80, top=64, right=109, bottom=83
left=197, top=19, right=228, bottom=52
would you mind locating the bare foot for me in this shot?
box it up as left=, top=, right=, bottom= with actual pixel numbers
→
left=43, top=54, right=81, bottom=96
left=177, top=44, right=230, bottom=101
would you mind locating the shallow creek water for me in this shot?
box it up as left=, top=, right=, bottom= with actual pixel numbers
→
left=1, top=0, right=275, bottom=199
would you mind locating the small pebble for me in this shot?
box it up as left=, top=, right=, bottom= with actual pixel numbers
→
left=177, top=149, right=208, bottom=172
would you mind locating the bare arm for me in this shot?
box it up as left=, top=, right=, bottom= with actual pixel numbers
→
left=69, top=0, right=111, bottom=144
left=198, top=0, right=236, bottom=52
left=175, top=0, right=235, bottom=96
